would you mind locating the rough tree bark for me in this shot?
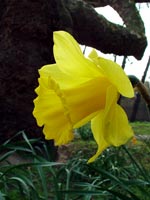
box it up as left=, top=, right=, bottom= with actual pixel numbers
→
left=67, top=0, right=147, bottom=59
left=0, top=0, right=148, bottom=143
left=84, top=0, right=150, bottom=7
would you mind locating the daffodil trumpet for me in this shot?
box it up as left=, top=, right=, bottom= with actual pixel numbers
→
left=33, top=31, right=134, bottom=163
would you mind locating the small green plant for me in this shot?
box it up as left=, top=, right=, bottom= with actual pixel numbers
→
left=0, top=125, right=150, bottom=200
left=0, top=131, right=63, bottom=200
left=78, top=123, right=94, bottom=140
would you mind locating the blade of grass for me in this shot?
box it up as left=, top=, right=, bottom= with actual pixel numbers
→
left=0, top=162, right=63, bottom=179
left=0, top=191, right=7, bottom=200
left=0, top=150, right=16, bottom=162
left=87, top=165, right=141, bottom=200
left=36, top=165, right=48, bottom=200
left=122, top=145, right=149, bottom=181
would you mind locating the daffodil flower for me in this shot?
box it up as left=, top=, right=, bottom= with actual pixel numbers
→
left=33, top=31, right=134, bottom=163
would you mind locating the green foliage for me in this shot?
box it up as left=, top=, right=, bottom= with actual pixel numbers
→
left=0, top=131, right=62, bottom=200
left=131, top=121, right=150, bottom=135
left=78, top=123, right=94, bottom=140
left=0, top=128, right=150, bottom=200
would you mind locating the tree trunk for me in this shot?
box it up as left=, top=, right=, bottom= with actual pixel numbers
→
left=0, top=0, right=55, bottom=142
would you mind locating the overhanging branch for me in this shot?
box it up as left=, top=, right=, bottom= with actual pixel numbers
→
left=65, top=0, right=147, bottom=59
left=83, top=0, right=150, bottom=7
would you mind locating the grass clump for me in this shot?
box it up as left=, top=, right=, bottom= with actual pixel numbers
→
left=131, top=121, right=150, bottom=135
left=0, top=122, right=150, bottom=200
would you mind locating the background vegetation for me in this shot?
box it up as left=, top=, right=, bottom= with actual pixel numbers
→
left=0, top=122, right=150, bottom=200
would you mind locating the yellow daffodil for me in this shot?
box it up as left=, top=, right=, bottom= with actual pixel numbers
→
left=33, top=31, right=134, bottom=163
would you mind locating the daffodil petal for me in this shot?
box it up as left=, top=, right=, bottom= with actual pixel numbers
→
left=89, top=50, right=134, bottom=98
left=99, top=57, right=134, bottom=97
left=53, top=31, right=101, bottom=78
left=104, top=104, right=134, bottom=146
left=88, top=49, right=99, bottom=65
left=88, top=111, right=109, bottom=163
left=103, top=86, right=134, bottom=146
left=88, top=85, right=133, bottom=163
left=39, top=64, right=93, bottom=89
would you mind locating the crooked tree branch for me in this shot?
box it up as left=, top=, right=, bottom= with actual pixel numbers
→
left=83, top=0, right=150, bottom=7
left=65, top=0, right=147, bottom=59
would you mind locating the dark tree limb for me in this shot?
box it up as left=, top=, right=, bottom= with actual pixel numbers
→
left=65, top=0, right=147, bottom=59
left=129, top=74, right=150, bottom=106
left=84, top=0, right=150, bottom=7
left=141, top=56, right=150, bottom=82
left=129, top=75, right=150, bottom=121
left=0, top=0, right=147, bottom=60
